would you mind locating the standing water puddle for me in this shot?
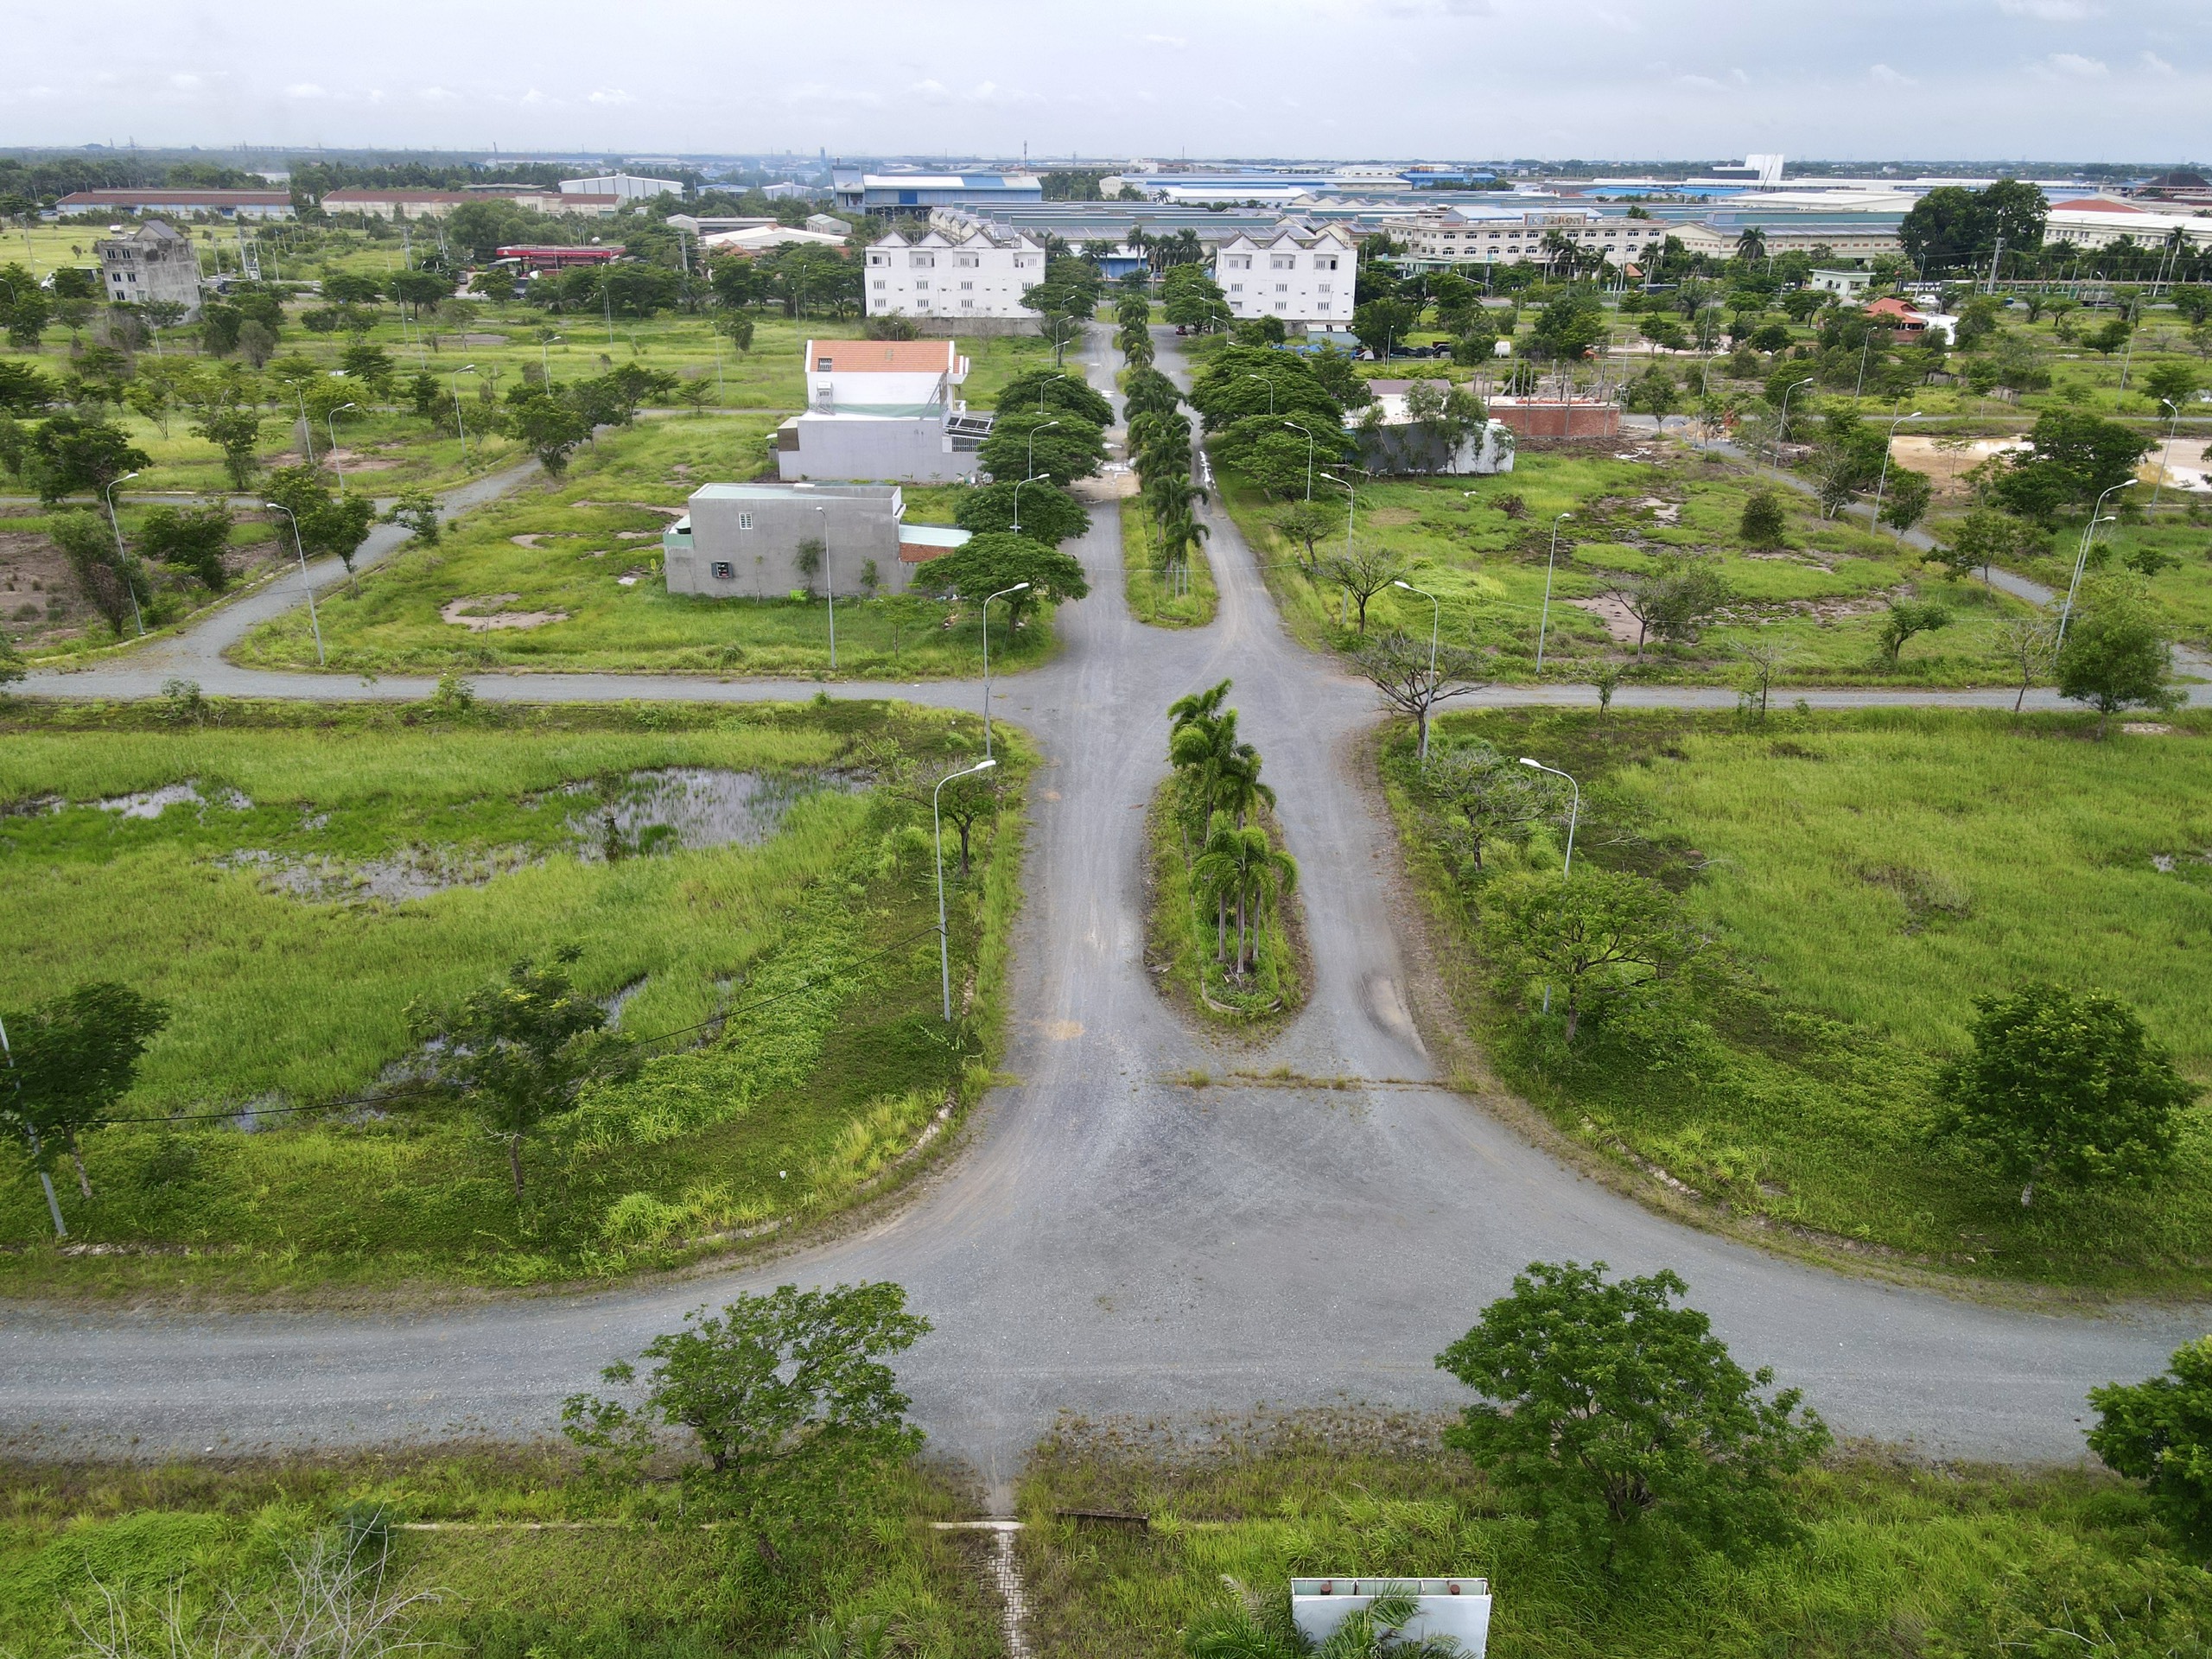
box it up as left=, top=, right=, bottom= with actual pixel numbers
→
left=568, top=768, right=861, bottom=861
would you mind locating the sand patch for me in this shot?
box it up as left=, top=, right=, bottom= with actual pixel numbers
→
left=1570, top=594, right=1644, bottom=645
left=1890, top=435, right=2029, bottom=490
left=440, top=594, right=570, bottom=631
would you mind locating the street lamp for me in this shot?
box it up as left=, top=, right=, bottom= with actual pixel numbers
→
left=980, top=582, right=1030, bottom=760
left=1519, top=757, right=1580, bottom=875
left=326, top=402, right=359, bottom=493
left=1393, top=578, right=1441, bottom=760
left=1769, top=378, right=1815, bottom=472
left=1534, top=512, right=1571, bottom=673
left=1010, top=473, right=1037, bottom=533
left=2152, top=398, right=2182, bottom=512
left=1281, top=419, right=1317, bottom=501
left=934, top=757, right=998, bottom=1022
left=814, top=505, right=836, bottom=671
left=102, top=471, right=145, bottom=637
left=264, top=500, right=327, bottom=666
left=1244, top=372, right=1276, bottom=415
left=1026, top=418, right=1060, bottom=487
left=450, top=365, right=478, bottom=467
left=2057, top=479, right=2136, bottom=652
left=1869, top=409, right=1923, bottom=539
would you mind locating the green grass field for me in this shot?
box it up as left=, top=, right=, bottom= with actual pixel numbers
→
left=0, top=1447, right=1002, bottom=1659
left=0, top=696, right=1027, bottom=1296
left=1016, top=1413, right=2202, bottom=1659
left=1385, top=706, right=2212, bottom=1295
left=227, top=415, right=1069, bottom=679
left=1224, top=451, right=2040, bottom=686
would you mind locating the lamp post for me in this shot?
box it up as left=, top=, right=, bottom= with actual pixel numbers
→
left=264, top=500, right=326, bottom=666
left=1769, top=378, right=1815, bottom=472
left=102, top=471, right=145, bottom=637
left=2151, top=398, right=2182, bottom=512
left=450, top=364, right=478, bottom=467
left=980, top=581, right=1030, bottom=760
left=1010, top=473, right=1038, bottom=533
left=1281, top=419, right=1316, bottom=500
left=542, top=331, right=562, bottom=385
left=1519, top=757, right=1580, bottom=875
left=2057, top=478, right=2137, bottom=652
left=815, top=505, right=836, bottom=671
left=1869, top=409, right=1923, bottom=539
left=1026, top=417, right=1059, bottom=488
left=934, top=757, right=998, bottom=1022
left=1534, top=512, right=1571, bottom=673
left=0, top=1013, right=67, bottom=1240
left=1244, top=372, right=1275, bottom=415
left=1393, top=578, right=1441, bottom=760
left=1321, top=472, right=1358, bottom=626
left=326, top=402, right=359, bottom=493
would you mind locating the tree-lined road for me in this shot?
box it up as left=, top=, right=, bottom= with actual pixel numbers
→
left=4, top=330, right=2203, bottom=1508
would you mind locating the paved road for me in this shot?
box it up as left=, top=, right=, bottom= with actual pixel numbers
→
left=5, top=331, right=2205, bottom=1505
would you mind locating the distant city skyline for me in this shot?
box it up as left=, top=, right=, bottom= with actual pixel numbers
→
left=4, top=0, right=2207, bottom=164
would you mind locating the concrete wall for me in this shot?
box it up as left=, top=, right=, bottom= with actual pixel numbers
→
left=665, top=488, right=913, bottom=599
left=1489, top=400, right=1621, bottom=440
left=776, top=416, right=982, bottom=485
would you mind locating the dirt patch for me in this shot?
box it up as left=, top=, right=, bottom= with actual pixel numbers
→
left=1891, top=435, right=2028, bottom=497
left=1569, top=594, right=1643, bottom=645
left=1074, top=467, right=1139, bottom=500
left=320, top=449, right=399, bottom=474
left=569, top=501, right=688, bottom=517
left=0, top=528, right=87, bottom=640
left=439, top=594, right=570, bottom=631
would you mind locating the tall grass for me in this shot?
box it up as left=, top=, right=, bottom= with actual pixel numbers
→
left=0, top=701, right=1027, bottom=1294
left=1015, top=1414, right=2199, bottom=1659
left=1386, top=707, right=2212, bottom=1294
left=1122, top=493, right=1219, bottom=629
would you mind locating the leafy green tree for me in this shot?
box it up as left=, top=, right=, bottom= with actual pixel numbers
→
left=1272, top=501, right=1338, bottom=575
left=383, top=488, right=440, bottom=545
left=1185, top=346, right=1342, bottom=433
left=563, top=1283, right=930, bottom=1542
left=1878, top=598, right=1951, bottom=666
left=954, top=477, right=1090, bottom=545
left=322, top=271, right=386, bottom=307
left=338, top=342, right=397, bottom=402
left=2088, top=1337, right=2212, bottom=1544
left=1624, top=365, right=1680, bottom=429
left=1161, top=267, right=1230, bottom=333
left=2084, top=317, right=2133, bottom=359
left=2056, top=588, right=2180, bottom=733
left=137, top=503, right=232, bottom=591
left=1934, top=506, right=2044, bottom=579
left=916, top=531, right=1089, bottom=631
left=192, top=407, right=264, bottom=490
left=2143, top=360, right=2200, bottom=408
left=974, top=410, right=1105, bottom=487
left=386, top=268, right=454, bottom=319
left=1438, top=1260, right=1830, bottom=1561
left=1483, top=868, right=1705, bottom=1042
left=23, top=413, right=148, bottom=505
left=0, top=360, right=53, bottom=416
left=1878, top=467, right=1933, bottom=537
left=1529, top=290, right=1605, bottom=360
left=994, top=368, right=1113, bottom=426
left=265, top=465, right=375, bottom=589
left=1993, top=410, right=2153, bottom=524
left=503, top=384, right=593, bottom=474
left=1351, top=296, right=1418, bottom=359
left=2, top=981, right=168, bottom=1198
left=49, top=507, right=144, bottom=634
left=1122, top=366, right=1183, bottom=423
left=409, top=946, right=634, bottom=1199
left=1608, top=556, right=1731, bottom=657
left=1739, top=489, right=1788, bottom=548
left=1426, top=741, right=1561, bottom=870
left=1936, top=983, right=2190, bottom=1205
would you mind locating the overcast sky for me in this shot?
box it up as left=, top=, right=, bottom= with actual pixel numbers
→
left=3, top=0, right=2204, bottom=165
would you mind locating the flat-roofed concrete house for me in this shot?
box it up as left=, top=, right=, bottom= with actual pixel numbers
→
left=773, top=338, right=993, bottom=484
left=96, top=219, right=204, bottom=320
left=662, top=482, right=970, bottom=601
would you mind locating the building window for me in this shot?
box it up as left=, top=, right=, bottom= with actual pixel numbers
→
left=1271, top=255, right=1294, bottom=270
left=873, top=279, right=887, bottom=289
left=1230, top=283, right=1243, bottom=293
left=1317, top=256, right=1338, bottom=270
left=960, top=281, right=974, bottom=289
left=1317, top=283, right=1332, bottom=294
left=909, top=254, right=934, bottom=268
left=1274, top=301, right=1287, bottom=311
left=1275, top=283, right=1288, bottom=293
left=710, top=563, right=734, bottom=580
left=738, top=513, right=753, bottom=531
left=915, top=280, right=929, bottom=290
left=816, top=358, right=831, bottom=371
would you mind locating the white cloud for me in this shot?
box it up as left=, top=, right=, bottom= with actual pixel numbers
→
left=2040, top=51, right=2109, bottom=77
left=168, top=73, right=204, bottom=92
left=416, top=86, right=458, bottom=102
left=1139, top=33, right=1186, bottom=46
left=587, top=88, right=634, bottom=105
left=2140, top=50, right=2176, bottom=74
left=1870, top=62, right=1916, bottom=87
left=283, top=82, right=327, bottom=99
left=1675, top=73, right=1726, bottom=92
left=1997, top=0, right=2101, bottom=17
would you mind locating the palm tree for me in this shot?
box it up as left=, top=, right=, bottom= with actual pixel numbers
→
left=1191, top=812, right=1298, bottom=974
left=1735, top=226, right=1769, bottom=266
left=1157, top=512, right=1211, bottom=597
left=1145, top=470, right=1209, bottom=525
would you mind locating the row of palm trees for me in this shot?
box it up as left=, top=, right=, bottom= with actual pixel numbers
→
left=1119, top=296, right=1209, bottom=598
left=1167, top=681, right=1299, bottom=981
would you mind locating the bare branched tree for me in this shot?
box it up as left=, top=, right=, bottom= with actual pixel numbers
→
left=1346, top=629, right=1493, bottom=759
left=1317, top=543, right=1407, bottom=634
